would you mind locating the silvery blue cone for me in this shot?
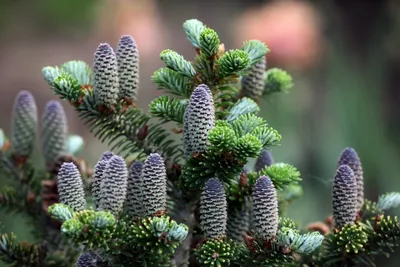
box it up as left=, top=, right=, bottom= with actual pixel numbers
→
left=92, top=151, right=114, bottom=210
left=57, top=162, right=86, bottom=212
left=116, top=35, right=140, bottom=102
left=99, top=155, right=128, bottom=215
left=338, top=148, right=364, bottom=211
left=241, top=56, right=266, bottom=101
left=11, top=91, right=38, bottom=157
left=126, top=161, right=144, bottom=218
left=200, top=177, right=227, bottom=238
left=255, top=149, right=274, bottom=172
left=76, top=252, right=96, bottom=267
left=252, top=175, right=279, bottom=241
left=93, top=43, right=119, bottom=108
left=332, top=164, right=358, bottom=228
left=227, top=205, right=249, bottom=242
left=41, top=100, right=68, bottom=167
left=183, top=84, right=215, bottom=156
left=141, top=153, right=167, bottom=217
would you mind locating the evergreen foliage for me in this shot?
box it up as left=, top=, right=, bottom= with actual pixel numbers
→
left=0, top=18, right=398, bottom=267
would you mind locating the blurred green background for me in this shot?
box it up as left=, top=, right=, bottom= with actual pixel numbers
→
left=1, top=0, right=400, bottom=265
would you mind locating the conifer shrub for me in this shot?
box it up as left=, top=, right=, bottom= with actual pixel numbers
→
left=0, top=18, right=399, bottom=267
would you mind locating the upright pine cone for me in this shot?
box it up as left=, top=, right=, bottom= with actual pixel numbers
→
left=332, top=165, right=358, bottom=228
left=338, top=148, right=364, bottom=211
left=241, top=56, right=266, bottom=101
left=116, top=35, right=139, bottom=102
left=126, top=161, right=144, bottom=218
left=91, top=151, right=114, bottom=210
left=254, top=149, right=274, bottom=172
left=183, top=84, right=215, bottom=156
left=11, top=91, right=38, bottom=157
left=141, top=153, right=167, bottom=217
left=99, top=155, right=128, bottom=215
left=227, top=206, right=249, bottom=242
left=76, top=253, right=96, bottom=267
left=183, top=104, right=192, bottom=156
left=57, top=162, right=86, bottom=211
left=41, top=101, right=68, bottom=168
left=200, top=178, right=227, bottom=238
left=93, top=43, right=119, bottom=108
left=252, top=175, right=278, bottom=241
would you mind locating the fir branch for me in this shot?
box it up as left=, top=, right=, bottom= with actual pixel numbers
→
left=216, top=49, right=251, bottom=78
left=226, top=97, right=260, bottom=122
left=247, top=163, right=301, bottom=190
left=0, top=186, right=26, bottom=212
left=195, top=239, right=233, bottom=267
left=149, top=96, right=187, bottom=124
left=152, top=68, right=192, bottom=98
left=0, top=233, right=47, bottom=267
left=263, top=68, right=293, bottom=95
left=363, top=215, right=400, bottom=258
left=160, top=49, right=196, bottom=78
left=199, top=28, right=220, bottom=58
left=183, top=19, right=206, bottom=48
left=61, top=60, right=92, bottom=86
left=376, top=192, right=400, bottom=210
left=276, top=227, right=324, bottom=255
left=241, top=40, right=270, bottom=67
left=193, top=53, right=215, bottom=85
left=46, top=76, right=182, bottom=161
